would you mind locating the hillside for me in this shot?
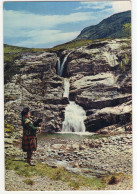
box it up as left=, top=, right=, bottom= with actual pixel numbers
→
left=76, top=11, right=131, bottom=40
left=4, top=44, right=46, bottom=84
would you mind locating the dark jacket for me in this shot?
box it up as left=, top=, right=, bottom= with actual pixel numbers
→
left=22, top=117, right=38, bottom=152
left=22, top=117, right=38, bottom=136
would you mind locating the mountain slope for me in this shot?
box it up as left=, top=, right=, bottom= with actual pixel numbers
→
left=76, top=11, right=131, bottom=40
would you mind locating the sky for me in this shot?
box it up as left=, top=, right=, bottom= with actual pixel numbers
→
left=3, top=1, right=131, bottom=48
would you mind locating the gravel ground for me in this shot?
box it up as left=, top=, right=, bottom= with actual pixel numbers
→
left=5, top=132, right=133, bottom=191
left=35, top=133, right=133, bottom=175
left=104, top=177, right=133, bottom=190
left=5, top=170, right=73, bottom=191
left=5, top=169, right=132, bottom=191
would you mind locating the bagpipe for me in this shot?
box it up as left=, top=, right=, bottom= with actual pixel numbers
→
left=30, top=116, right=43, bottom=128
left=33, top=118, right=43, bottom=127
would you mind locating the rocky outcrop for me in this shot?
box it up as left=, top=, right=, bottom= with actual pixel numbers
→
left=4, top=38, right=132, bottom=133
left=64, top=39, right=132, bottom=132
left=4, top=52, right=67, bottom=132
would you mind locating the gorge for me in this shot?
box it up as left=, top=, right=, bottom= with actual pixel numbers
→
left=4, top=38, right=132, bottom=135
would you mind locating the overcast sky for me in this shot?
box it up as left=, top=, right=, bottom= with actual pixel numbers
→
left=3, top=1, right=131, bottom=48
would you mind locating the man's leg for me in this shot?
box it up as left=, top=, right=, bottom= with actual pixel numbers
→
left=27, top=151, right=32, bottom=164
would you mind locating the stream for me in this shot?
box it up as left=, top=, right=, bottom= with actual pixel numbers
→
left=36, top=132, right=132, bottom=178
left=33, top=52, right=131, bottom=178
left=37, top=133, right=110, bottom=178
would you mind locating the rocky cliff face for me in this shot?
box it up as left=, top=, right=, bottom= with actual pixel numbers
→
left=4, top=38, right=132, bottom=133
left=66, top=39, right=132, bottom=132
left=4, top=52, right=67, bottom=132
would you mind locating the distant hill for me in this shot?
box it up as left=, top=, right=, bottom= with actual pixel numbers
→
left=76, top=11, right=131, bottom=40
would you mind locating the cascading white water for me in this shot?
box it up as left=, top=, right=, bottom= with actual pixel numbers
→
left=62, top=101, right=86, bottom=132
left=57, top=51, right=72, bottom=76
left=62, top=79, right=87, bottom=133
left=57, top=52, right=87, bottom=133
left=63, top=78, right=70, bottom=98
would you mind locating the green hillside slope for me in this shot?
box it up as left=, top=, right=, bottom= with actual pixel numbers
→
left=76, top=11, right=131, bottom=40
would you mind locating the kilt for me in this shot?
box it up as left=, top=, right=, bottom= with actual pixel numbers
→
left=22, top=135, right=37, bottom=152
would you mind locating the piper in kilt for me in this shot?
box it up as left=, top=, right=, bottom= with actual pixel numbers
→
left=21, top=107, right=41, bottom=166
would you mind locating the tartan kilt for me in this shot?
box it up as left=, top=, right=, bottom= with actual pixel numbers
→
left=22, top=135, right=37, bottom=152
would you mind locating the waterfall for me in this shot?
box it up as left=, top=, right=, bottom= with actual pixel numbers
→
left=57, top=51, right=72, bottom=76
left=62, top=79, right=87, bottom=133
left=57, top=58, right=61, bottom=76
left=57, top=52, right=87, bottom=133
left=62, top=101, right=86, bottom=133
left=63, top=78, right=70, bottom=98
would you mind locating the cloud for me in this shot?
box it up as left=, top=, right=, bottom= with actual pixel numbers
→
left=75, top=1, right=131, bottom=13
left=4, top=9, right=97, bottom=47
left=14, top=30, right=80, bottom=48
left=75, top=2, right=112, bottom=11
left=112, top=1, right=131, bottom=13
left=4, top=1, right=131, bottom=48
left=4, top=9, right=96, bottom=31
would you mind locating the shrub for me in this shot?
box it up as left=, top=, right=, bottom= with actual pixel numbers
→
left=108, top=175, right=119, bottom=185
left=120, top=53, right=130, bottom=72
left=4, top=122, right=15, bottom=133
left=102, top=172, right=125, bottom=185
left=122, top=23, right=131, bottom=38
left=23, top=179, right=34, bottom=185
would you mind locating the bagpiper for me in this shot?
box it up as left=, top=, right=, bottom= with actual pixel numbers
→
left=21, top=107, right=41, bottom=166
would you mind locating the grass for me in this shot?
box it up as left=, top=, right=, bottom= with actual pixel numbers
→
left=5, top=158, right=106, bottom=190
left=4, top=122, right=15, bottom=133
left=4, top=52, right=22, bottom=84
left=4, top=44, right=46, bottom=84
left=4, top=44, right=46, bottom=54
left=47, top=38, right=114, bottom=52
left=47, top=39, right=94, bottom=52
left=23, top=179, right=34, bottom=185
